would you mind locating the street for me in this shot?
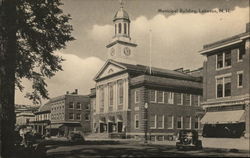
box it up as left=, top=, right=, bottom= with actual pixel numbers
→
left=46, top=140, right=250, bottom=158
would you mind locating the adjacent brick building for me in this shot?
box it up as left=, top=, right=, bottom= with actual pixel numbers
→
left=46, top=89, right=91, bottom=136
left=200, top=23, right=250, bottom=138
left=32, top=103, right=51, bottom=135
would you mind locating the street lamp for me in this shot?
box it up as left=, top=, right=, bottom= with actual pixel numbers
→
left=144, top=103, right=148, bottom=144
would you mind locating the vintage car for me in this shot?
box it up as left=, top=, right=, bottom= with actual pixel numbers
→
left=176, top=130, right=202, bottom=150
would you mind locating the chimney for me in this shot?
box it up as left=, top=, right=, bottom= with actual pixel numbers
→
left=75, top=89, right=78, bottom=94
left=246, top=22, right=250, bottom=32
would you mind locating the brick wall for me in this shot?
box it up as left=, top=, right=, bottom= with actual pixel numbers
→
left=203, top=41, right=249, bottom=101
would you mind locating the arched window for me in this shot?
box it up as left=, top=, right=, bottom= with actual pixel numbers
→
left=124, top=23, right=127, bottom=34
left=118, top=23, right=122, bottom=34
left=115, top=24, right=117, bottom=35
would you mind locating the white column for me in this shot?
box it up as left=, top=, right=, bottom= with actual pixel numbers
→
left=124, top=78, right=129, bottom=111
left=96, top=85, right=100, bottom=114
left=114, top=81, right=118, bottom=112
left=104, top=84, right=108, bottom=113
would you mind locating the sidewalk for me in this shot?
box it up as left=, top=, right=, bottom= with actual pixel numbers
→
left=149, top=137, right=250, bottom=151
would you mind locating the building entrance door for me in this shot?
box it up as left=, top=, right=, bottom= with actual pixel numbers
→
left=100, top=123, right=107, bottom=133
left=108, top=122, right=115, bottom=133
left=117, top=122, right=123, bottom=133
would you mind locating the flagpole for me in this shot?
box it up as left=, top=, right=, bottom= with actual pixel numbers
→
left=149, top=29, right=152, bottom=75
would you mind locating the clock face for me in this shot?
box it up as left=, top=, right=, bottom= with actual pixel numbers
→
left=124, top=47, right=131, bottom=56
left=110, top=48, right=115, bottom=56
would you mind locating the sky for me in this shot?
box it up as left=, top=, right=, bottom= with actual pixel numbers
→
left=15, top=0, right=249, bottom=105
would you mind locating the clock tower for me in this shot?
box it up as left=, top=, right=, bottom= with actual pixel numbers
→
left=106, top=0, right=137, bottom=64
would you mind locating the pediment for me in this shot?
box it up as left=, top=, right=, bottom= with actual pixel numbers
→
left=94, top=60, right=127, bottom=80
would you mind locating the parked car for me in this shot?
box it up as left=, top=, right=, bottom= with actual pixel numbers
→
left=176, top=130, right=202, bottom=150
left=68, top=132, right=85, bottom=143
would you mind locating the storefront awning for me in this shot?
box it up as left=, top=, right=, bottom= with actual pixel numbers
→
left=201, top=110, right=245, bottom=124
left=45, top=124, right=63, bottom=129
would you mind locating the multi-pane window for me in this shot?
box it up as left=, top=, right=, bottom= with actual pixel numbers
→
left=85, top=114, right=90, bottom=121
left=192, top=95, right=199, bottom=106
left=118, top=81, right=124, bottom=104
left=76, top=113, right=81, bottom=120
left=224, top=77, right=231, bottom=97
left=69, top=113, right=74, bottom=120
left=157, top=115, right=164, bottom=129
left=157, top=91, right=164, bottom=103
left=167, top=92, right=174, bottom=104
left=176, top=93, right=183, bottom=105
left=135, top=90, right=139, bottom=103
left=167, top=115, right=174, bottom=129
left=149, top=90, right=156, bottom=102
left=195, top=116, right=199, bottom=129
left=76, top=102, right=81, bottom=110
left=237, top=72, right=243, bottom=88
left=224, top=51, right=231, bottom=67
left=217, top=51, right=232, bottom=69
left=184, top=116, right=191, bottom=129
left=177, top=116, right=183, bottom=129
left=85, top=104, right=90, bottom=110
left=135, top=114, right=139, bottom=129
left=217, top=53, right=223, bottom=69
left=109, top=84, right=114, bottom=106
left=216, top=76, right=231, bottom=98
left=69, top=102, right=74, bottom=109
left=185, top=94, right=191, bottom=106
left=150, top=115, right=157, bottom=129
left=217, top=78, right=223, bottom=98
left=237, top=48, right=245, bottom=61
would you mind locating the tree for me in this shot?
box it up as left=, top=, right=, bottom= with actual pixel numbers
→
left=0, top=0, right=74, bottom=157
